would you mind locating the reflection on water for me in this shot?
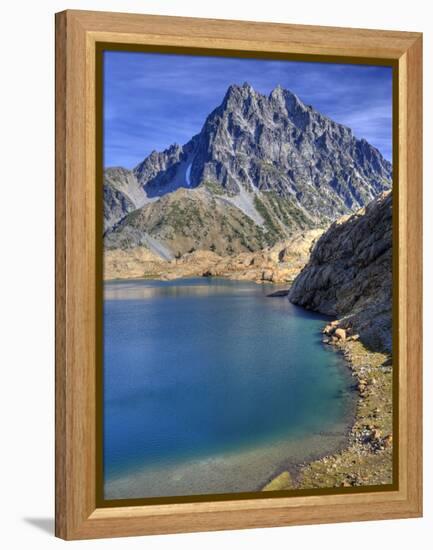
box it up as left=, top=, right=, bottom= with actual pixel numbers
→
left=104, top=277, right=273, bottom=301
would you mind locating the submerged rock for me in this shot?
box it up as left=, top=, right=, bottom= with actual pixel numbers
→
left=267, top=289, right=290, bottom=297
left=262, top=471, right=293, bottom=491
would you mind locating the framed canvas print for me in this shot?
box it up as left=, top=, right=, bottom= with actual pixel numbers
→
left=55, top=10, right=423, bottom=540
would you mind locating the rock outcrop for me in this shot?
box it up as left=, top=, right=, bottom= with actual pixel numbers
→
left=103, top=167, right=150, bottom=231
left=289, top=192, right=392, bottom=352
left=104, top=229, right=322, bottom=284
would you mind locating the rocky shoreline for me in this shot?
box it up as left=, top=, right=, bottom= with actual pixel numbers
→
left=104, top=230, right=323, bottom=285
left=263, top=320, right=393, bottom=491
left=262, top=191, right=394, bottom=492
left=104, top=193, right=394, bottom=492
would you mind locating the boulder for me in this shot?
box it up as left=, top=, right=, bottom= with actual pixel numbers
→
left=334, top=328, right=346, bottom=341
left=371, top=428, right=382, bottom=441
left=383, top=434, right=393, bottom=448
left=261, top=270, right=274, bottom=282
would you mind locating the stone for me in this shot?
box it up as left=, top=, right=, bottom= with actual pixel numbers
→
left=335, top=328, right=347, bottom=341
left=383, top=434, right=393, bottom=448
left=261, top=270, right=274, bottom=282
left=371, top=429, right=382, bottom=440
left=341, top=480, right=352, bottom=487
left=358, top=379, right=367, bottom=393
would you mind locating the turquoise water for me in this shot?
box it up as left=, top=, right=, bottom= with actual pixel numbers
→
left=103, top=278, right=355, bottom=498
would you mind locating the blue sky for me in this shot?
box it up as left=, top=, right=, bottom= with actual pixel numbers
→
left=104, top=51, right=393, bottom=168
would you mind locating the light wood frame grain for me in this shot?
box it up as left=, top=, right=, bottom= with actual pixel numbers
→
left=55, top=9, right=422, bottom=540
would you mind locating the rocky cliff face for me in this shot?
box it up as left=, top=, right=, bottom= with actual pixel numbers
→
left=289, top=192, right=392, bottom=352
left=104, top=83, right=392, bottom=255
left=103, top=167, right=149, bottom=231
left=181, top=83, right=391, bottom=213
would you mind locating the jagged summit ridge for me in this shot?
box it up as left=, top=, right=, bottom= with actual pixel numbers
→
left=129, top=82, right=390, bottom=203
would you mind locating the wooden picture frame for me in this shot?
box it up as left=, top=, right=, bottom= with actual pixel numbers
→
left=55, top=9, right=423, bottom=540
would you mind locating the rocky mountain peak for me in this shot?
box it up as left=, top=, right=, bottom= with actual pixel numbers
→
left=219, top=82, right=260, bottom=113
left=104, top=82, right=392, bottom=242
left=224, top=81, right=255, bottom=97
left=269, top=84, right=303, bottom=110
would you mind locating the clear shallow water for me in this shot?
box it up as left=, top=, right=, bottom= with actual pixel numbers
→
left=103, top=278, right=355, bottom=498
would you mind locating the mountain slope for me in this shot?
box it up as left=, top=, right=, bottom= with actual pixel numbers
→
left=105, top=187, right=277, bottom=257
left=289, top=191, right=392, bottom=352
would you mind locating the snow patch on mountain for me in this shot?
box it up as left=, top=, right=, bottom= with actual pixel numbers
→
left=185, top=163, right=192, bottom=187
